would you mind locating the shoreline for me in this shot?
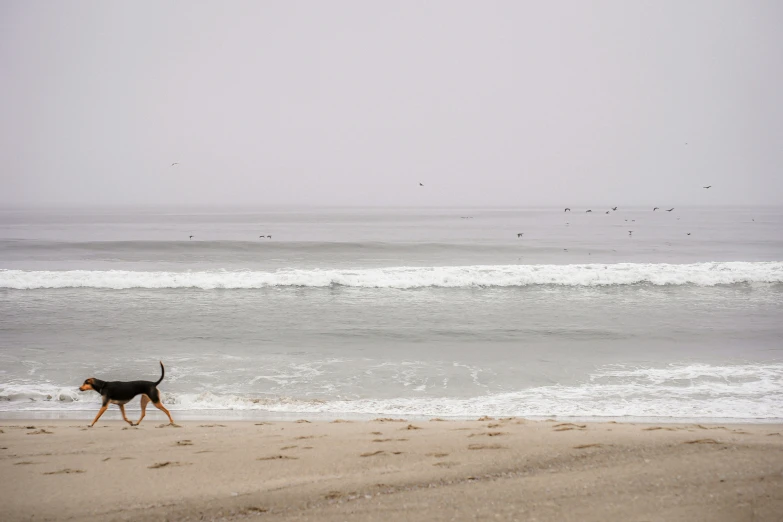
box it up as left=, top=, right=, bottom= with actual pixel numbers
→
left=2, top=418, right=782, bottom=521
left=1, top=410, right=782, bottom=425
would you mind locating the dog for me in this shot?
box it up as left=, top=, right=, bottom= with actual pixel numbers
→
left=79, top=361, right=174, bottom=427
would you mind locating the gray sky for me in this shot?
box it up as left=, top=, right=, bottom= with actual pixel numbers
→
left=1, top=1, right=781, bottom=208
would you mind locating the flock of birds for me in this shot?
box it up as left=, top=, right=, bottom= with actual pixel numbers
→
left=173, top=162, right=715, bottom=241
left=517, top=185, right=714, bottom=240
left=575, top=207, right=675, bottom=213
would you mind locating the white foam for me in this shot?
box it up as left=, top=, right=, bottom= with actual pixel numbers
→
left=1, top=262, right=782, bottom=289
left=0, top=383, right=83, bottom=404
left=3, top=363, right=781, bottom=421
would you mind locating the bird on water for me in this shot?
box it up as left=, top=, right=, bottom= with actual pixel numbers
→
left=586, top=210, right=592, bottom=213
left=189, top=235, right=193, bottom=240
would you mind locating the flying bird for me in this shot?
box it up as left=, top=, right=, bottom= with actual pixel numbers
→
left=267, top=235, right=272, bottom=239
left=564, top=208, right=571, bottom=212
left=687, top=233, right=691, bottom=236
left=586, top=210, right=592, bottom=213
left=605, top=211, right=610, bottom=214
left=170, top=162, right=180, bottom=167
left=517, top=233, right=524, bottom=238
left=703, top=186, right=712, bottom=189
left=653, top=207, right=659, bottom=211
left=612, top=207, right=618, bottom=211
left=419, top=183, right=424, bottom=187
left=189, top=235, right=193, bottom=240
left=628, top=231, right=633, bottom=236
left=666, top=208, right=674, bottom=212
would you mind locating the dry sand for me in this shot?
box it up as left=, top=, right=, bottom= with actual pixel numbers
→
left=1, top=417, right=782, bottom=521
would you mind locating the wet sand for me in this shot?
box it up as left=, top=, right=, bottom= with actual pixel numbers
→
left=1, top=418, right=782, bottom=521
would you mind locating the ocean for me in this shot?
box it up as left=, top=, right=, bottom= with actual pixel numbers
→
left=1, top=206, right=781, bottom=422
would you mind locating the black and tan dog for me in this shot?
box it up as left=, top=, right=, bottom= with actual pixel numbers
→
left=79, top=361, right=174, bottom=427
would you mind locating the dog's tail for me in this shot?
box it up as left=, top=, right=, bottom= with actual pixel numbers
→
left=155, top=361, right=165, bottom=385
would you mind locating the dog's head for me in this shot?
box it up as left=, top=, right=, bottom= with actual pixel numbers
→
left=79, top=378, right=98, bottom=392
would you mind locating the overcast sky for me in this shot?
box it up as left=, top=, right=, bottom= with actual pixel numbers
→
left=1, top=1, right=781, bottom=208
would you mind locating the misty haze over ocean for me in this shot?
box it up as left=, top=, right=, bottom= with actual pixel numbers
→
left=1, top=2, right=781, bottom=422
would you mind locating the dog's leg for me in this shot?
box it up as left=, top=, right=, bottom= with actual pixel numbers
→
left=152, top=400, right=175, bottom=425
left=118, top=404, right=133, bottom=426
left=136, top=394, right=150, bottom=426
left=89, top=405, right=108, bottom=427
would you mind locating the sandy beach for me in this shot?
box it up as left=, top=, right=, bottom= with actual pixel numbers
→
left=1, top=417, right=781, bottom=521
left=4, top=1, right=782, bottom=520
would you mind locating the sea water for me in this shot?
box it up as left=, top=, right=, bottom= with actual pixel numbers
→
left=1, top=206, right=781, bottom=422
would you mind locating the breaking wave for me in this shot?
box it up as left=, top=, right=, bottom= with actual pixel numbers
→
left=2, top=363, right=781, bottom=421
left=1, top=262, right=782, bottom=289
